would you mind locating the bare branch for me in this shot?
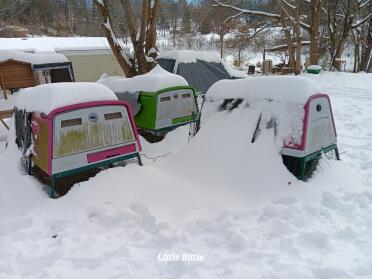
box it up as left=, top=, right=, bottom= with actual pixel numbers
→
left=282, top=0, right=296, bottom=10
left=212, top=0, right=281, bottom=20
left=223, top=12, right=244, bottom=24
left=359, top=0, right=370, bottom=8
left=352, top=12, right=372, bottom=28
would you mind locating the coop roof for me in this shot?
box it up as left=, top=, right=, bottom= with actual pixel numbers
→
left=97, top=65, right=189, bottom=93
left=0, top=50, right=69, bottom=66
left=14, top=82, right=118, bottom=114
left=206, top=76, right=319, bottom=104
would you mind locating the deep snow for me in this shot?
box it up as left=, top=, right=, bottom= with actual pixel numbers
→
left=0, top=72, right=371, bottom=279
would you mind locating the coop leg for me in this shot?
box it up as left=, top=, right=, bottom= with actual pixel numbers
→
left=50, top=176, right=56, bottom=198
left=137, top=153, right=143, bottom=166
left=335, top=147, right=340, bottom=160
left=299, top=159, right=306, bottom=181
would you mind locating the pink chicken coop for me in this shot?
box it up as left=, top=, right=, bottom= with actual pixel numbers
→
left=204, top=76, right=339, bottom=181
left=14, top=83, right=142, bottom=197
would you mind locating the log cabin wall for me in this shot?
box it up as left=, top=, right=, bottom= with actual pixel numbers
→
left=0, top=60, right=36, bottom=91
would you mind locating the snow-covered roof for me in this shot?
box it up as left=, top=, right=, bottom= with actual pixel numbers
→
left=158, top=50, right=222, bottom=64
left=0, top=37, right=116, bottom=53
left=98, top=65, right=189, bottom=93
left=0, top=50, right=68, bottom=65
left=14, top=82, right=118, bottom=114
left=206, top=76, right=319, bottom=104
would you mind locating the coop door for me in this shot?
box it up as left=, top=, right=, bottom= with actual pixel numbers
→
left=156, top=89, right=195, bottom=129
left=53, top=105, right=135, bottom=158
left=305, top=97, right=336, bottom=155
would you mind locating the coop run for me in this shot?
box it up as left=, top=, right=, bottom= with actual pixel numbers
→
left=14, top=82, right=142, bottom=198
left=204, top=76, right=339, bottom=181
left=98, top=65, right=199, bottom=142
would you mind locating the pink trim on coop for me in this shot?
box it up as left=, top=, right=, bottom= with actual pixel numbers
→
left=283, top=93, right=337, bottom=151
left=41, top=100, right=142, bottom=175
left=87, top=144, right=136, bottom=164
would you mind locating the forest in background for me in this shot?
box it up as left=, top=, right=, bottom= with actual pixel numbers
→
left=0, top=0, right=371, bottom=73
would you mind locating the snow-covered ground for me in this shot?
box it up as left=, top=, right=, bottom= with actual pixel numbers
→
left=0, top=72, right=372, bottom=278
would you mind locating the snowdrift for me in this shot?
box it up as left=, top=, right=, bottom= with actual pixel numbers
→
left=0, top=72, right=370, bottom=279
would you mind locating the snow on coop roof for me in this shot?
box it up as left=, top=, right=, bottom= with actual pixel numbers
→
left=157, top=50, right=247, bottom=78
left=14, top=82, right=118, bottom=115
left=206, top=76, right=319, bottom=104
left=0, top=50, right=68, bottom=65
left=97, top=65, right=189, bottom=93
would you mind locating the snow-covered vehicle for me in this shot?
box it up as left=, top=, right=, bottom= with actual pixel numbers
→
left=98, top=65, right=199, bottom=142
left=204, top=76, right=339, bottom=180
left=14, top=82, right=142, bottom=198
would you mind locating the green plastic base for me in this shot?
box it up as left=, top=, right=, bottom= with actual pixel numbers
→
left=282, top=144, right=340, bottom=181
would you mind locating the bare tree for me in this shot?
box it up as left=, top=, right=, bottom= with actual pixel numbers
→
left=227, top=22, right=271, bottom=67
left=303, top=0, right=325, bottom=65
left=213, top=0, right=304, bottom=74
left=94, top=0, right=159, bottom=77
left=325, top=0, right=372, bottom=70
left=358, top=1, right=372, bottom=72
left=0, top=0, right=21, bottom=17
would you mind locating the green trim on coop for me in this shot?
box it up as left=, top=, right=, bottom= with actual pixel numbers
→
left=282, top=144, right=340, bottom=181
left=134, top=86, right=199, bottom=132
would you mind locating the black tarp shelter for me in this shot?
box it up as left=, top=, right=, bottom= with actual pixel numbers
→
left=157, top=50, right=245, bottom=94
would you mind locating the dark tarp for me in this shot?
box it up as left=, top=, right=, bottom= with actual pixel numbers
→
left=157, top=58, right=232, bottom=94
left=177, top=61, right=231, bottom=94
left=157, top=58, right=175, bottom=73
left=115, top=91, right=142, bottom=116
left=14, top=108, right=32, bottom=155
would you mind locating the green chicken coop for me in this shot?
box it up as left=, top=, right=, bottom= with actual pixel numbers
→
left=98, top=65, right=199, bottom=141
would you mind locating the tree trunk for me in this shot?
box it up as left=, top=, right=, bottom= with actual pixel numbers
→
left=219, top=32, right=224, bottom=58
left=94, top=0, right=136, bottom=77
left=360, top=16, right=372, bottom=71
left=95, top=0, right=158, bottom=77
left=333, top=33, right=349, bottom=71
left=309, top=0, right=322, bottom=65
left=279, top=1, right=296, bottom=71
left=353, top=31, right=360, bottom=73
left=294, top=0, right=302, bottom=75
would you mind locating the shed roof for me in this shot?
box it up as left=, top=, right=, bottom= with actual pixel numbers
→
left=97, top=65, right=189, bottom=93
left=0, top=50, right=68, bottom=66
left=265, top=41, right=311, bottom=52
left=206, top=76, right=319, bottom=104
left=14, top=82, right=118, bottom=114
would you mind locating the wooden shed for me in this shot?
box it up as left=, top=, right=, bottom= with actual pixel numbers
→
left=0, top=50, right=74, bottom=99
